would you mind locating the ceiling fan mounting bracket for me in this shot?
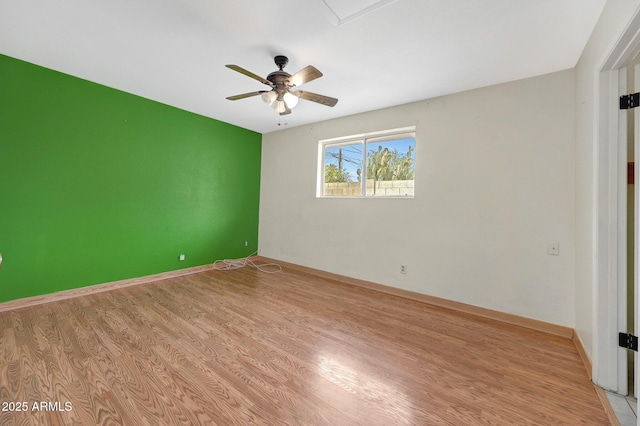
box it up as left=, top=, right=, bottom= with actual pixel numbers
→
left=274, top=55, right=289, bottom=70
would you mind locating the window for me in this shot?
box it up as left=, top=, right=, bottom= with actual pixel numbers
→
left=318, top=127, right=416, bottom=197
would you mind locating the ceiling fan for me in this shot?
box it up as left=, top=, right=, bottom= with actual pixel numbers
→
left=225, top=55, right=338, bottom=116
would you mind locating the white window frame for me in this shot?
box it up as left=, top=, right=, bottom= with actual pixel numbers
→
left=317, top=126, right=416, bottom=198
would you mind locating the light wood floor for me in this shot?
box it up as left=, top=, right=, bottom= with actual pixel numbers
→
left=0, top=266, right=610, bottom=425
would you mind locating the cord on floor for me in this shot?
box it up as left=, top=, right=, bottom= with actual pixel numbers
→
left=212, top=251, right=282, bottom=274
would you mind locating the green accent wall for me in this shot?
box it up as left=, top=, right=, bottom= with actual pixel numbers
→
left=0, top=54, right=261, bottom=303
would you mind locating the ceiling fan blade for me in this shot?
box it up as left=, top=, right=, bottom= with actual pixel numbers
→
left=288, top=66, right=323, bottom=87
left=225, top=65, right=272, bottom=86
left=296, top=91, right=338, bottom=107
left=226, top=91, right=267, bottom=101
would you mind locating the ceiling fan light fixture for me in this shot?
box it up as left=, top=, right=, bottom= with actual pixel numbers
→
left=261, top=91, right=277, bottom=106
left=283, top=92, right=299, bottom=109
left=273, top=100, right=286, bottom=113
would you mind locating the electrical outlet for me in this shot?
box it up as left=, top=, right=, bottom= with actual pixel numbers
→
left=401, top=264, right=407, bottom=274
left=179, top=253, right=185, bottom=261
left=244, top=241, right=248, bottom=247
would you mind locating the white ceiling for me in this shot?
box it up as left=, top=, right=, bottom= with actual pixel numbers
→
left=0, top=0, right=606, bottom=134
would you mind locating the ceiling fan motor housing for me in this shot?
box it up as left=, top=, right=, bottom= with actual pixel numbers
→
left=267, top=56, right=293, bottom=99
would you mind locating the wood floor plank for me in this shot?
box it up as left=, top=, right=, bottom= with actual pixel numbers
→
left=0, top=266, right=611, bottom=425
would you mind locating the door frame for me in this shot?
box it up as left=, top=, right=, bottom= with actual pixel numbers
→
left=595, top=6, right=640, bottom=394
left=634, top=62, right=640, bottom=402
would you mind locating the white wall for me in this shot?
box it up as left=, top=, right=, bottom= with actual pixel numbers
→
left=260, top=69, right=576, bottom=327
left=574, top=0, right=640, bottom=366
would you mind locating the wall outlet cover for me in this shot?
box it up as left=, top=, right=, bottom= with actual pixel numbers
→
left=547, top=242, right=559, bottom=256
